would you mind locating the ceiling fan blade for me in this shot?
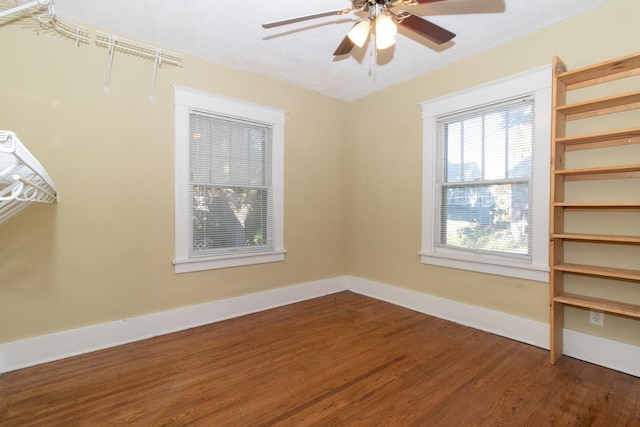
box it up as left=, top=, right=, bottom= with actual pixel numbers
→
left=397, top=13, right=455, bottom=44
left=263, top=9, right=353, bottom=29
left=333, top=36, right=355, bottom=56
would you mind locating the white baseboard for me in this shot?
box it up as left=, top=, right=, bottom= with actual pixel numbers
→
left=0, top=276, right=348, bottom=374
left=347, top=276, right=549, bottom=349
left=347, top=276, right=640, bottom=377
left=564, top=330, right=640, bottom=377
left=1, top=275, right=638, bottom=377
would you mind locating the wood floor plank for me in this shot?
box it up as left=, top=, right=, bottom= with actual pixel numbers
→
left=1, top=291, right=639, bottom=426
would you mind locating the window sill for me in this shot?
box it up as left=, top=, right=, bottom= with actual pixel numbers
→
left=174, top=249, right=287, bottom=273
left=419, top=251, right=549, bottom=283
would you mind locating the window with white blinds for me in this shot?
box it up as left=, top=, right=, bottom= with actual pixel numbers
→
left=420, top=66, right=551, bottom=282
left=190, top=112, right=273, bottom=257
left=173, top=86, right=286, bottom=273
left=435, top=96, right=534, bottom=259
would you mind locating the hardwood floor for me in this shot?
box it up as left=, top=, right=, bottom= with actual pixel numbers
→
left=1, top=291, right=639, bottom=426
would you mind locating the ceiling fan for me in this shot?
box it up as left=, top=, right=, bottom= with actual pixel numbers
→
left=262, top=0, right=457, bottom=56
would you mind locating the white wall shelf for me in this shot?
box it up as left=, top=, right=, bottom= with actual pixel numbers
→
left=0, top=131, right=57, bottom=224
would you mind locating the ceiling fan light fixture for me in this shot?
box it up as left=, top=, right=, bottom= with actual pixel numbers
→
left=347, top=19, right=370, bottom=47
left=263, top=1, right=459, bottom=57
left=375, top=13, right=397, bottom=50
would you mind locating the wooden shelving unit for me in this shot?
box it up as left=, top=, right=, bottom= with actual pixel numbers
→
left=549, top=52, right=640, bottom=363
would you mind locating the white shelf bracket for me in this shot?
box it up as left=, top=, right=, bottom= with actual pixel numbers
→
left=149, top=49, right=162, bottom=102
left=104, top=35, right=116, bottom=93
left=95, top=31, right=182, bottom=101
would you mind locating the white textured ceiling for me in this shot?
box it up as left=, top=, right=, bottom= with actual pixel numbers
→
left=50, top=0, right=616, bottom=101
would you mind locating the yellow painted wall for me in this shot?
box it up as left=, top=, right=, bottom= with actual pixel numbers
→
left=347, top=0, right=640, bottom=345
left=0, top=23, right=348, bottom=342
left=1, top=0, right=639, bottom=348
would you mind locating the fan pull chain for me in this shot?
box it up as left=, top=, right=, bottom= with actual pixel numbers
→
left=368, top=33, right=375, bottom=79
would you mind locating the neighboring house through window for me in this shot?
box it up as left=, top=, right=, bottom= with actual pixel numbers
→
left=173, top=86, right=286, bottom=273
left=419, top=66, right=551, bottom=282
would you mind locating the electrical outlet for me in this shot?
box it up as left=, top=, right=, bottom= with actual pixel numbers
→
left=589, top=310, right=604, bottom=326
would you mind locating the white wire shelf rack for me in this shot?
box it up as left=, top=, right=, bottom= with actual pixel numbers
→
left=0, top=0, right=90, bottom=45
left=0, top=130, right=57, bottom=224
left=95, top=31, right=183, bottom=101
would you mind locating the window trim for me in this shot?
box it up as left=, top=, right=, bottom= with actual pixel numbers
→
left=173, top=86, right=287, bottom=273
left=419, top=66, right=551, bottom=282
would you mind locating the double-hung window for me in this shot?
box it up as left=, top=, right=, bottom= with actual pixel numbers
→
left=420, top=66, right=551, bottom=282
left=173, top=86, right=286, bottom=273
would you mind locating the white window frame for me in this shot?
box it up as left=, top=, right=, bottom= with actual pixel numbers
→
left=173, top=86, right=287, bottom=273
left=419, top=66, right=551, bottom=282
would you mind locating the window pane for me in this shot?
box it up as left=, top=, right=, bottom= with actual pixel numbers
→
left=462, top=116, right=483, bottom=181
left=484, top=112, right=506, bottom=180
left=445, top=122, right=462, bottom=182
left=441, top=183, right=529, bottom=256
left=190, top=113, right=272, bottom=187
left=192, top=186, right=271, bottom=253
left=507, top=104, right=533, bottom=178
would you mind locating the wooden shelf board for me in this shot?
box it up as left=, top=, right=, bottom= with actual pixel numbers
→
left=553, top=293, right=640, bottom=318
left=554, top=202, right=640, bottom=207
left=552, top=233, right=640, bottom=244
left=564, top=172, right=640, bottom=181
left=556, top=91, right=640, bottom=121
left=553, top=263, right=640, bottom=281
left=553, top=202, right=640, bottom=212
left=555, top=127, right=640, bottom=151
left=557, top=53, right=640, bottom=90
left=553, top=164, right=640, bottom=177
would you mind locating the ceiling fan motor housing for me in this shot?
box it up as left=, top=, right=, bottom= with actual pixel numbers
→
left=352, top=0, right=396, bottom=8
